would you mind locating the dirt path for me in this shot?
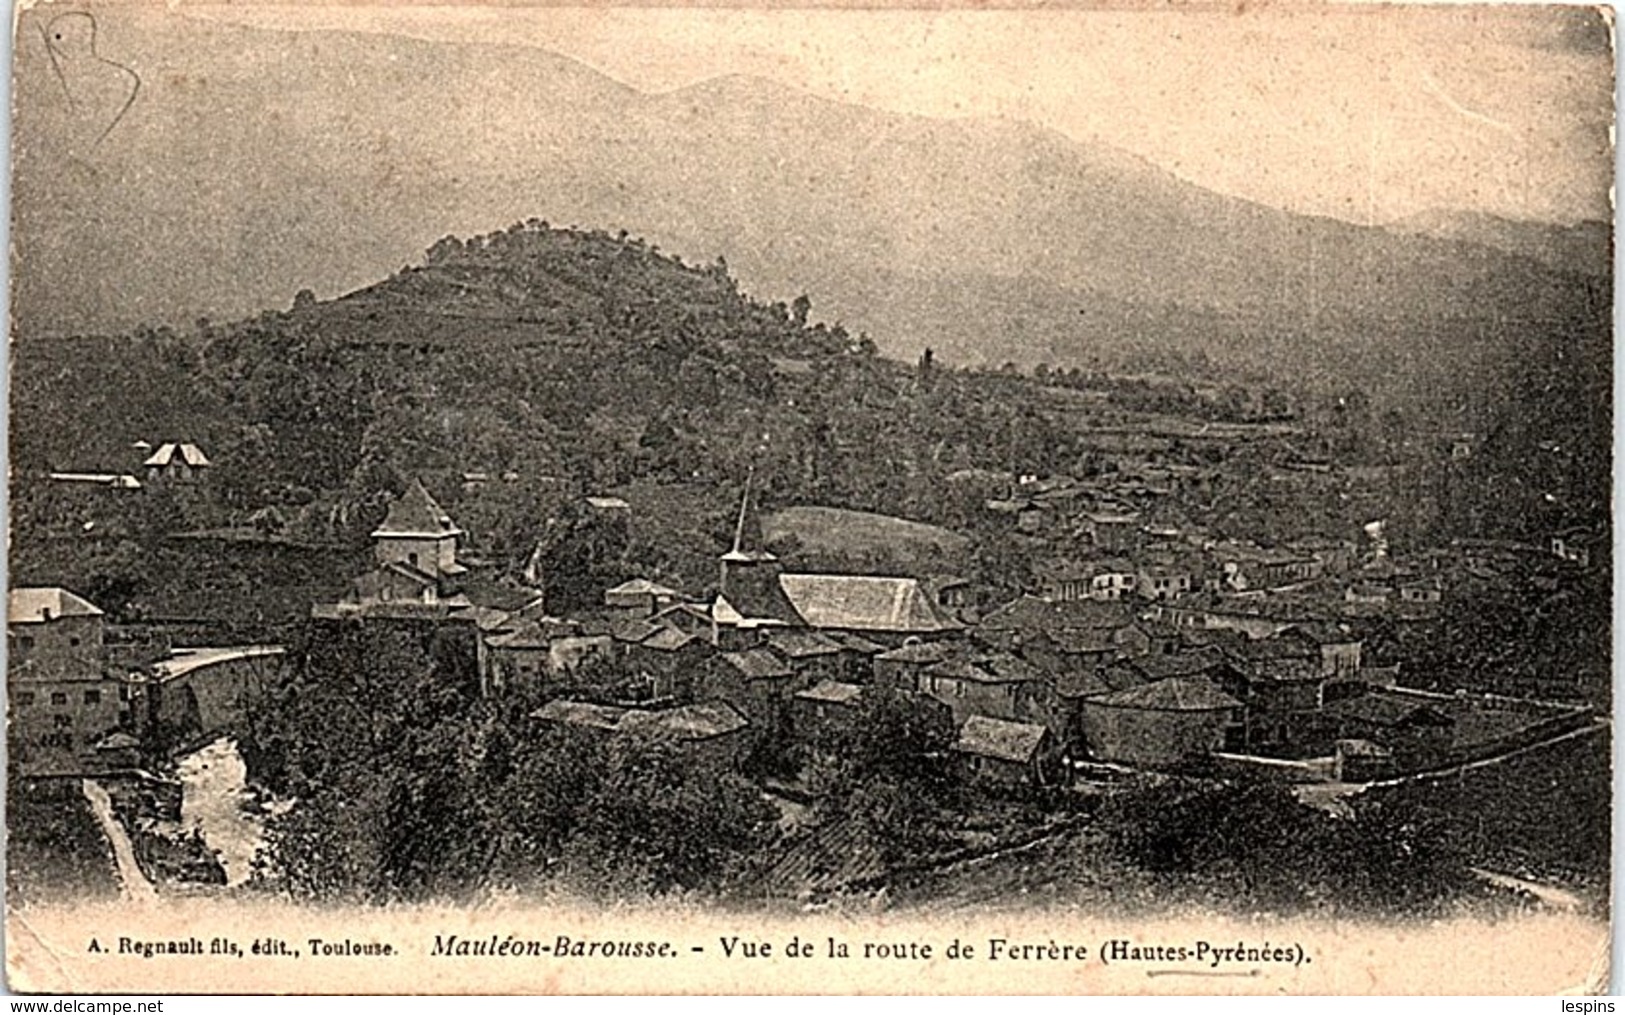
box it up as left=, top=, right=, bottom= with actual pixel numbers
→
left=81, top=779, right=157, bottom=905
left=1469, top=868, right=1587, bottom=911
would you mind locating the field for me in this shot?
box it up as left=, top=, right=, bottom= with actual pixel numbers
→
left=762, top=506, right=971, bottom=574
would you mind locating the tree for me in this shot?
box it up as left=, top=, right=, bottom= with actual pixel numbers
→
left=559, top=733, right=777, bottom=896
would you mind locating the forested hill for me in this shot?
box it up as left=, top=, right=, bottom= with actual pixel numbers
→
left=12, top=223, right=1096, bottom=551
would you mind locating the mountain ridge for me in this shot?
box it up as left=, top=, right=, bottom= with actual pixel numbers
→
left=10, top=9, right=1609, bottom=423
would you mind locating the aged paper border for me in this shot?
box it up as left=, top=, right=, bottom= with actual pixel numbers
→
left=5, top=0, right=1618, bottom=996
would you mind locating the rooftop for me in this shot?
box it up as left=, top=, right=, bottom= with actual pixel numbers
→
left=143, top=442, right=211, bottom=468
left=618, top=702, right=749, bottom=741
left=719, top=649, right=794, bottom=681
left=605, top=578, right=680, bottom=600
left=371, top=479, right=462, bottom=539
left=764, top=629, right=844, bottom=659
left=49, top=472, right=143, bottom=489
left=952, top=716, right=1048, bottom=764
left=778, top=574, right=963, bottom=634
left=8, top=587, right=104, bottom=625
left=794, top=679, right=865, bottom=706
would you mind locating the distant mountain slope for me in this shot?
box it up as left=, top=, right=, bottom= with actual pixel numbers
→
left=11, top=9, right=1609, bottom=420
left=1389, top=210, right=1612, bottom=279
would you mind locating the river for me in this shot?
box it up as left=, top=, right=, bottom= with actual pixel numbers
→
left=174, top=737, right=268, bottom=889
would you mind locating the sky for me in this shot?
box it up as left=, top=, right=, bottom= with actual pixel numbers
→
left=183, top=2, right=1615, bottom=227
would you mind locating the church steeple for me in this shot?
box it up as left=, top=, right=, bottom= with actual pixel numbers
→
left=717, top=472, right=786, bottom=622
left=722, top=470, right=776, bottom=565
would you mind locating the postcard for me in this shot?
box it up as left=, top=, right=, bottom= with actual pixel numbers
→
left=6, top=0, right=1614, bottom=995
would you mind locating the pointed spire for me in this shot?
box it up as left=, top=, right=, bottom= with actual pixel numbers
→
left=730, top=469, right=753, bottom=555
left=721, top=469, right=775, bottom=564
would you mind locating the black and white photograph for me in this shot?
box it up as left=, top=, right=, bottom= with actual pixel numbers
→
left=5, top=1, right=1614, bottom=995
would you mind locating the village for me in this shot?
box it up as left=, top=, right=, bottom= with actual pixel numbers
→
left=7, top=416, right=1607, bottom=903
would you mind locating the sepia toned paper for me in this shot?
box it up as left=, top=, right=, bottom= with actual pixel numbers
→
left=6, top=0, right=1615, bottom=996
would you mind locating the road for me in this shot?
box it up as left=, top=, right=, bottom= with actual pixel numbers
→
left=81, top=779, right=157, bottom=905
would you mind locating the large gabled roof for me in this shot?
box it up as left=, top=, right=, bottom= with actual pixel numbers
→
left=778, top=574, right=963, bottom=634
left=372, top=479, right=462, bottom=539
left=8, top=587, right=104, bottom=625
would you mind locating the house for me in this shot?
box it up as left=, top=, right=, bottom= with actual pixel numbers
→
left=792, top=679, right=865, bottom=732
left=1286, top=535, right=1358, bottom=576
left=763, top=629, right=844, bottom=681
left=872, top=640, right=957, bottom=691
left=1398, top=578, right=1443, bottom=604
left=1132, top=619, right=1186, bottom=657
left=700, top=649, right=803, bottom=727
left=1333, top=738, right=1395, bottom=782
left=7, top=588, right=128, bottom=776
left=1123, top=646, right=1235, bottom=684
left=1344, top=583, right=1393, bottom=606
left=1146, top=594, right=1297, bottom=640
left=603, top=578, right=682, bottom=615
left=1015, top=627, right=1119, bottom=681
left=1078, top=676, right=1243, bottom=769
left=617, top=702, right=752, bottom=769
left=1083, top=511, right=1143, bottom=554
left=923, top=575, right=973, bottom=610
left=1216, top=544, right=1318, bottom=590
left=478, top=614, right=588, bottom=692
left=1035, top=557, right=1137, bottom=603
left=1283, top=623, right=1364, bottom=678
left=371, top=480, right=466, bottom=584
left=1213, top=650, right=1327, bottom=749
left=917, top=653, right=1047, bottom=725
left=1048, top=661, right=1145, bottom=756
left=142, top=442, right=211, bottom=484
left=326, top=479, right=470, bottom=614
left=985, top=498, right=1046, bottom=533
left=622, top=624, right=712, bottom=700
left=952, top=716, right=1058, bottom=788
left=1134, top=560, right=1193, bottom=602
left=531, top=698, right=752, bottom=769
left=827, top=631, right=887, bottom=683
